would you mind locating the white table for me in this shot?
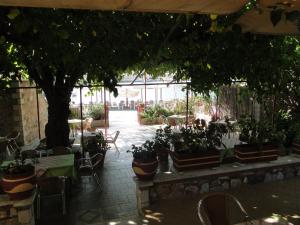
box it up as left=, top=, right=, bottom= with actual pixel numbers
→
left=68, top=119, right=83, bottom=136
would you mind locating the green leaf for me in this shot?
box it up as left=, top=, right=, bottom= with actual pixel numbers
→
left=7, top=9, right=20, bottom=20
left=270, top=9, right=284, bottom=26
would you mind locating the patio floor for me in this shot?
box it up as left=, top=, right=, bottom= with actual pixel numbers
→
left=37, top=111, right=300, bottom=225
left=38, top=110, right=160, bottom=225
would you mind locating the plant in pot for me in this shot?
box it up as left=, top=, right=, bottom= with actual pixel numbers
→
left=1, top=147, right=36, bottom=200
left=170, top=121, right=230, bottom=171
left=139, top=105, right=171, bottom=125
left=234, top=115, right=282, bottom=163
left=89, top=104, right=109, bottom=128
left=153, top=126, right=172, bottom=172
left=82, top=132, right=109, bottom=167
left=127, top=140, right=158, bottom=181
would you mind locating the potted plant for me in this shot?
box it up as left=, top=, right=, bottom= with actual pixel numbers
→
left=153, top=126, right=172, bottom=172
left=127, top=140, right=158, bottom=181
left=83, top=132, right=109, bottom=167
left=1, top=147, right=36, bottom=200
left=170, top=121, right=230, bottom=171
left=234, top=116, right=281, bottom=163
left=153, top=126, right=172, bottom=162
left=89, top=104, right=109, bottom=128
left=139, top=105, right=171, bottom=125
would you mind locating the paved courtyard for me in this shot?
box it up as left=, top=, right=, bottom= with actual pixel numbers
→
left=38, top=111, right=300, bottom=225
left=38, top=110, right=161, bottom=225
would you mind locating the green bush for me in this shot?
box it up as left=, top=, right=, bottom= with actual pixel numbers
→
left=89, top=104, right=105, bottom=120
left=140, top=105, right=173, bottom=120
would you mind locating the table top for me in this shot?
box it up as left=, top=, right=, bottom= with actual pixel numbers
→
left=35, top=154, right=74, bottom=170
left=68, top=119, right=82, bottom=124
left=1, top=154, right=75, bottom=178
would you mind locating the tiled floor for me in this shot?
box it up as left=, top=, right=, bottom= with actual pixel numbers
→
left=38, top=111, right=160, bottom=225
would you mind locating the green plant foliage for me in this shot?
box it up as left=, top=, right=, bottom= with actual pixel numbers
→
left=127, top=140, right=157, bottom=163
left=88, top=104, right=105, bottom=120
left=140, top=105, right=173, bottom=120
left=83, top=133, right=109, bottom=156
left=153, top=126, right=172, bottom=150
left=170, top=120, right=232, bottom=154
left=238, top=115, right=284, bottom=146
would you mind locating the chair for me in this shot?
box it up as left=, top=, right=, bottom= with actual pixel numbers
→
left=77, top=153, right=104, bottom=190
left=197, top=193, right=251, bottom=225
left=37, top=176, right=66, bottom=218
left=6, top=131, right=20, bottom=150
left=105, top=131, right=120, bottom=152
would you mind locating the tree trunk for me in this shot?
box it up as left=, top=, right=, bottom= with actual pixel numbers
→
left=45, top=87, right=71, bottom=148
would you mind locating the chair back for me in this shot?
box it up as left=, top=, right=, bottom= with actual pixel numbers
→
left=112, top=131, right=120, bottom=142
left=198, top=193, right=248, bottom=225
left=91, top=153, right=104, bottom=171
left=6, top=131, right=20, bottom=140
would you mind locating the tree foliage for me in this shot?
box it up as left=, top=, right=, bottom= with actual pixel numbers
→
left=0, top=6, right=299, bottom=146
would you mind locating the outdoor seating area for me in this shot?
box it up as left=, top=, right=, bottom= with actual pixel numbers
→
left=0, top=1, right=300, bottom=225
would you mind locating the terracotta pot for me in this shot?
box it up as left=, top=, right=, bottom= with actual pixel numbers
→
left=132, top=159, right=158, bottom=181
left=1, top=165, right=36, bottom=200
left=171, top=149, right=220, bottom=171
left=234, top=143, right=278, bottom=163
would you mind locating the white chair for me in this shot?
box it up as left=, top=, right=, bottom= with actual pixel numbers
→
left=105, top=131, right=120, bottom=152
left=77, top=153, right=104, bottom=190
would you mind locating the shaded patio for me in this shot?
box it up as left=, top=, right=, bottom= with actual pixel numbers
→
left=35, top=110, right=300, bottom=225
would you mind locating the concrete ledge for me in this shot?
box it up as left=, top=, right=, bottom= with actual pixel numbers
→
left=152, top=155, right=300, bottom=184
left=135, top=155, right=300, bottom=211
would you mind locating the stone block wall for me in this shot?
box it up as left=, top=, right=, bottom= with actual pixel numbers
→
left=149, top=165, right=300, bottom=202
left=134, top=156, right=300, bottom=211
left=0, top=81, right=48, bottom=145
left=0, top=87, right=22, bottom=138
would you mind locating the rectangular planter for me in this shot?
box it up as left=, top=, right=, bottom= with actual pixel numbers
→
left=91, top=119, right=109, bottom=128
left=170, top=150, right=220, bottom=171
left=139, top=117, right=163, bottom=125
left=292, top=142, right=300, bottom=155
left=234, top=143, right=278, bottom=163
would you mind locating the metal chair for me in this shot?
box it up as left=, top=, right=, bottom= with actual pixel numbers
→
left=77, top=153, right=104, bottom=190
left=105, top=131, right=120, bottom=152
left=37, top=176, right=66, bottom=219
left=6, top=131, right=20, bottom=150
left=197, top=193, right=252, bottom=225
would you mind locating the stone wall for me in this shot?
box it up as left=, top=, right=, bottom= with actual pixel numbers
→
left=0, top=86, right=22, bottom=138
left=19, top=82, right=48, bottom=144
left=135, top=156, right=300, bottom=211
left=0, top=81, right=48, bottom=145
left=149, top=165, right=300, bottom=202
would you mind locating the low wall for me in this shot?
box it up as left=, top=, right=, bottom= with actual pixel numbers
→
left=135, top=155, right=300, bottom=212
